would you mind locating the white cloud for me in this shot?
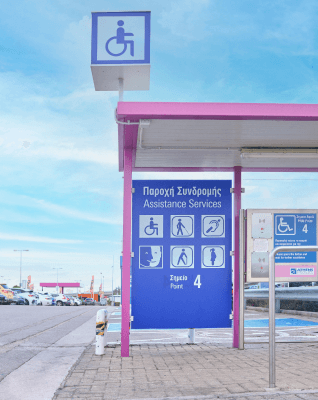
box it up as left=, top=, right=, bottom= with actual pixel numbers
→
left=0, top=232, right=82, bottom=244
left=1, top=142, right=118, bottom=166
left=0, top=191, right=122, bottom=225
left=159, top=0, right=211, bottom=42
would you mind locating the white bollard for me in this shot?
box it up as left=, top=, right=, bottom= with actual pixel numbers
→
left=96, top=309, right=108, bottom=355
left=188, top=328, right=195, bottom=344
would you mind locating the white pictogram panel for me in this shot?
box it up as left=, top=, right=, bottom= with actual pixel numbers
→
left=201, top=245, right=225, bottom=268
left=139, top=215, right=163, bottom=238
left=170, top=246, right=194, bottom=269
left=139, top=246, right=163, bottom=269
left=202, top=215, right=225, bottom=238
left=171, top=215, right=194, bottom=238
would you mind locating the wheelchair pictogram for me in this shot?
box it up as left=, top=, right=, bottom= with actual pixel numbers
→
left=139, top=215, right=163, bottom=238
left=144, top=217, right=158, bottom=236
left=278, top=217, right=293, bottom=233
left=105, top=20, right=134, bottom=57
left=275, top=215, right=296, bottom=236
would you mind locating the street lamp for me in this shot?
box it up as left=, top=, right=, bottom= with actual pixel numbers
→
left=53, top=268, right=63, bottom=293
left=14, top=250, right=29, bottom=287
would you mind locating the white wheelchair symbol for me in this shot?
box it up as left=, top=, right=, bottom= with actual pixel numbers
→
left=105, top=20, right=134, bottom=57
left=275, top=215, right=296, bottom=236
left=278, top=217, right=293, bottom=233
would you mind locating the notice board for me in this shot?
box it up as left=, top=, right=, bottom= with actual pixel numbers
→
left=246, top=209, right=318, bottom=283
left=131, top=180, right=232, bottom=329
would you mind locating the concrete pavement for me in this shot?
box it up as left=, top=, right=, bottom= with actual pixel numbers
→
left=0, top=305, right=108, bottom=400
left=53, top=308, right=318, bottom=400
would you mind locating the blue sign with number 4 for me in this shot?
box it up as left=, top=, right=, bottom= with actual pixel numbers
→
left=131, top=180, right=232, bottom=329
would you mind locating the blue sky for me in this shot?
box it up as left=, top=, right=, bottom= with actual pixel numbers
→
left=1, top=0, right=318, bottom=292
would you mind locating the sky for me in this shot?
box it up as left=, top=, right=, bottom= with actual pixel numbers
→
left=1, top=0, right=318, bottom=292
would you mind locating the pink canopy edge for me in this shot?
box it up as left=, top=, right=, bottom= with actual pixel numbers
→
left=116, top=101, right=318, bottom=172
left=40, top=282, right=80, bottom=287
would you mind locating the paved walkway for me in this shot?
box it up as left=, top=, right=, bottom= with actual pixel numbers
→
left=53, top=309, right=318, bottom=400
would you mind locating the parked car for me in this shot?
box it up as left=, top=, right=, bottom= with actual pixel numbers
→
left=100, top=298, right=107, bottom=306
left=10, top=288, right=36, bottom=305
left=11, top=295, right=27, bottom=305
left=51, top=293, right=71, bottom=306
left=34, top=292, right=54, bottom=306
left=69, top=297, right=82, bottom=306
left=0, top=283, right=14, bottom=303
left=0, top=293, right=10, bottom=304
left=83, top=298, right=95, bottom=306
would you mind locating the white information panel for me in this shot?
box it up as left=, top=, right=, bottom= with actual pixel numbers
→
left=246, top=209, right=318, bottom=283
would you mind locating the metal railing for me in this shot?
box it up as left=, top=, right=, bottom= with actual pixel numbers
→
left=268, top=246, right=318, bottom=388
left=245, top=286, right=318, bottom=303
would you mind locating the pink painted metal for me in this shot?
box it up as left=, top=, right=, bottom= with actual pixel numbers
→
left=122, top=146, right=133, bottom=357
left=116, top=102, right=318, bottom=173
left=233, top=166, right=242, bottom=348
left=116, top=101, right=318, bottom=354
left=117, top=101, right=318, bottom=121
left=40, top=282, right=80, bottom=287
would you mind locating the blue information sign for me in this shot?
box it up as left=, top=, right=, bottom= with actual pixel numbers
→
left=131, top=180, right=232, bottom=329
left=274, top=213, right=317, bottom=263
left=91, top=12, right=151, bottom=65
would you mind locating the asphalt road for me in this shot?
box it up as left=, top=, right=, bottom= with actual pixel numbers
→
left=0, top=304, right=112, bottom=400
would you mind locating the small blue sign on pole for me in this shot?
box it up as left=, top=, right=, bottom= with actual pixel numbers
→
left=131, top=180, right=232, bottom=329
left=274, top=213, right=317, bottom=279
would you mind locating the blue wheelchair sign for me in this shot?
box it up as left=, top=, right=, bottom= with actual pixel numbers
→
left=91, top=12, right=150, bottom=65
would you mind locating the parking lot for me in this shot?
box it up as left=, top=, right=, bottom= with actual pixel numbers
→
left=0, top=305, right=112, bottom=400
left=3, top=306, right=318, bottom=400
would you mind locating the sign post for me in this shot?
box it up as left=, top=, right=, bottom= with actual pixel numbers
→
left=91, top=11, right=151, bottom=92
left=131, top=180, right=232, bottom=329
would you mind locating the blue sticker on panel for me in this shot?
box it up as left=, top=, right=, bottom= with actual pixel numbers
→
left=274, top=213, right=317, bottom=263
left=131, top=180, right=232, bottom=329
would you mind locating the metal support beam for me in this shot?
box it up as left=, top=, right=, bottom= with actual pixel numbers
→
left=233, top=166, right=242, bottom=348
left=121, top=147, right=132, bottom=357
left=239, top=209, right=245, bottom=350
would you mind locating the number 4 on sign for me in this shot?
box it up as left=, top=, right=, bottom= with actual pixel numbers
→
left=194, top=275, right=201, bottom=288
left=303, top=224, right=308, bottom=233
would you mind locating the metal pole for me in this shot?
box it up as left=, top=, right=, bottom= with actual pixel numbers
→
left=269, top=245, right=318, bottom=388
left=121, top=146, right=133, bottom=357
left=14, top=250, right=28, bottom=287
left=118, top=78, right=124, bottom=102
left=112, top=258, right=114, bottom=306
left=188, top=328, right=195, bottom=344
left=239, top=209, right=245, bottom=350
left=233, top=166, right=242, bottom=348
left=20, top=252, right=22, bottom=287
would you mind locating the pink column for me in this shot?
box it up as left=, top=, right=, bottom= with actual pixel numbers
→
left=233, top=166, right=242, bottom=348
left=121, top=147, right=132, bottom=357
